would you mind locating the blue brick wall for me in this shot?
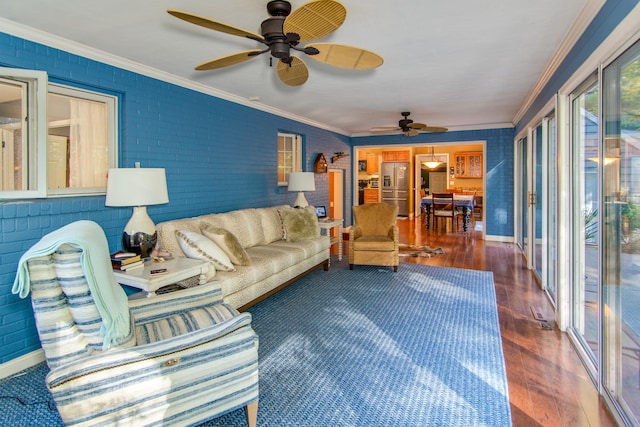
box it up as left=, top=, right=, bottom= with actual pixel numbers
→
left=353, top=128, right=516, bottom=237
left=0, top=32, right=351, bottom=364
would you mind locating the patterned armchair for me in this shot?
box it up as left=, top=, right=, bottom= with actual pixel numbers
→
left=349, top=203, right=399, bottom=272
left=13, top=221, right=259, bottom=426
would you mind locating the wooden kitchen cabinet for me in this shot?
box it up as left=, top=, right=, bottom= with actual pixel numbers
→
left=454, top=152, right=483, bottom=178
left=363, top=189, right=379, bottom=203
left=381, top=150, right=410, bottom=162
left=366, top=153, right=378, bottom=173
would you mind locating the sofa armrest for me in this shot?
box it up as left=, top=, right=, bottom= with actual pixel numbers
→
left=387, top=225, right=399, bottom=243
left=349, top=225, right=363, bottom=241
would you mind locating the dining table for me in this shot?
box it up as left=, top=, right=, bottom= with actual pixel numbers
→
left=421, top=194, right=476, bottom=231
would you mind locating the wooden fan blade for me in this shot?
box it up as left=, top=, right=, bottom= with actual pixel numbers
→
left=284, top=0, right=346, bottom=42
left=168, top=9, right=265, bottom=41
left=195, top=50, right=262, bottom=70
left=405, top=129, right=420, bottom=137
left=422, top=126, right=449, bottom=133
left=408, top=122, right=427, bottom=130
left=277, top=56, right=309, bottom=86
left=305, top=43, right=384, bottom=69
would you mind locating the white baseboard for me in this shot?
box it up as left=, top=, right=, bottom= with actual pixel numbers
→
left=0, top=349, right=45, bottom=380
left=485, top=235, right=515, bottom=243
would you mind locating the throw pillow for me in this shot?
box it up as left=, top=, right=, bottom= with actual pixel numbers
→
left=200, top=223, right=252, bottom=266
left=175, top=230, right=235, bottom=272
left=280, top=206, right=320, bottom=242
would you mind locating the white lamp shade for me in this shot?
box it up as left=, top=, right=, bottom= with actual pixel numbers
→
left=287, top=172, right=316, bottom=192
left=105, top=168, right=169, bottom=207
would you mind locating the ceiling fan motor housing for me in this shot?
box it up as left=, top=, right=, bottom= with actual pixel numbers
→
left=261, top=17, right=290, bottom=59
left=399, top=118, right=413, bottom=131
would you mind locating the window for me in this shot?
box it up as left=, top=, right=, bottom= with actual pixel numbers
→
left=277, top=132, right=302, bottom=186
left=47, top=84, right=117, bottom=195
left=0, top=68, right=47, bottom=197
left=0, top=67, right=117, bottom=199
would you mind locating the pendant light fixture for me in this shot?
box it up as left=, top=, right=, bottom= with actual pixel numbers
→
left=422, top=146, right=442, bottom=169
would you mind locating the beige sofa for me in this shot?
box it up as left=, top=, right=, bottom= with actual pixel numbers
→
left=156, top=205, right=330, bottom=310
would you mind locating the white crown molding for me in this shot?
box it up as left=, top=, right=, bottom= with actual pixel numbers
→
left=512, top=0, right=606, bottom=125
left=0, top=17, right=350, bottom=136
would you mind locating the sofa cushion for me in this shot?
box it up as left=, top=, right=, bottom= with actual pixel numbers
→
left=157, top=217, right=201, bottom=258
left=176, top=230, right=235, bottom=272
left=256, top=206, right=286, bottom=244
left=201, top=209, right=265, bottom=249
left=280, top=206, right=320, bottom=242
left=201, top=223, right=251, bottom=266
left=213, top=236, right=328, bottom=298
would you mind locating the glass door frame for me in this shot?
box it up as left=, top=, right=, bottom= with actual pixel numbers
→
left=514, top=97, right=558, bottom=295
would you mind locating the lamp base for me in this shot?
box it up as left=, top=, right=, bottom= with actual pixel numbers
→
left=293, top=191, right=309, bottom=208
left=122, top=230, right=157, bottom=258
left=122, top=206, right=158, bottom=258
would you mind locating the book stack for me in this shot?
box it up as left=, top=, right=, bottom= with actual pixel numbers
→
left=111, top=251, right=144, bottom=272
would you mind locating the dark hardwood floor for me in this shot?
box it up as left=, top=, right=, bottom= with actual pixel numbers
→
left=389, top=216, right=618, bottom=427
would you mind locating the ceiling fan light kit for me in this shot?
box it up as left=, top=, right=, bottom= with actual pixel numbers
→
left=168, top=0, right=382, bottom=86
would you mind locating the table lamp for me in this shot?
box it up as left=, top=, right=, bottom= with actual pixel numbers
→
left=288, top=172, right=315, bottom=208
left=105, top=167, right=169, bottom=257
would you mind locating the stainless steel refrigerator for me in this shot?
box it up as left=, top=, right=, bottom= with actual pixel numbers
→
left=381, top=162, right=409, bottom=216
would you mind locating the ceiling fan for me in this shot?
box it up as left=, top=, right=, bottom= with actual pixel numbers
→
left=371, top=112, right=448, bottom=137
left=167, top=0, right=383, bottom=86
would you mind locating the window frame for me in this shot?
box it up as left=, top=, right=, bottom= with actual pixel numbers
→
left=277, top=132, right=302, bottom=186
left=0, top=67, right=48, bottom=199
left=0, top=67, right=118, bottom=199
left=46, top=83, right=118, bottom=197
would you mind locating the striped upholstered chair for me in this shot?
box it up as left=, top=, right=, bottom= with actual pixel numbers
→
left=13, top=221, right=259, bottom=426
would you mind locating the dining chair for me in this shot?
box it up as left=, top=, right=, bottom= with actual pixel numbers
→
left=459, top=191, right=477, bottom=227
left=432, top=193, right=457, bottom=230
left=474, top=195, right=483, bottom=220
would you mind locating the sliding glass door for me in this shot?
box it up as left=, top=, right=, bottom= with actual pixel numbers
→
left=516, top=137, right=529, bottom=255
left=602, top=40, right=640, bottom=423
left=568, top=40, right=640, bottom=424
left=533, top=124, right=543, bottom=281
left=545, top=113, right=558, bottom=301
left=516, top=114, right=557, bottom=300
left=570, top=74, right=600, bottom=370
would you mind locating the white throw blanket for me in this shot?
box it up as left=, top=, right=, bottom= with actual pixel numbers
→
left=12, top=220, right=130, bottom=349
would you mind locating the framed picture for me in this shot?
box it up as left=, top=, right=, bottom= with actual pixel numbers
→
left=358, top=160, right=367, bottom=171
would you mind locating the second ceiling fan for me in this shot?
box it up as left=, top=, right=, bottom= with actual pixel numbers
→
left=168, top=0, right=383, bottom=86
left=372, top=112, right=448, bottom=137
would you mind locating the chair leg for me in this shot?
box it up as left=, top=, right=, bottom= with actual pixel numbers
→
left=393, top=265, right=398, bottom=272
left=246, top=401, right=258, bottom=427
left=349, top=264, right=354, bottom=270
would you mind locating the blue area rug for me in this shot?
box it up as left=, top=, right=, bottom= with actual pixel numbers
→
left=0, top=260, right=511, bottom=427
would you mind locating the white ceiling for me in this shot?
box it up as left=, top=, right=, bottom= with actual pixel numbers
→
left=0, top=0, right=593, bottom=135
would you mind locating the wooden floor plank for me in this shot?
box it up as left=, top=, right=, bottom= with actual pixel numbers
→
left=392, top=216, right=617, bottom=427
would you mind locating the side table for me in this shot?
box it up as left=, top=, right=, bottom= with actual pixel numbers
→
left=318, top=218, right=343, bottom=264
left=113, top=257, right=209, bottom=297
